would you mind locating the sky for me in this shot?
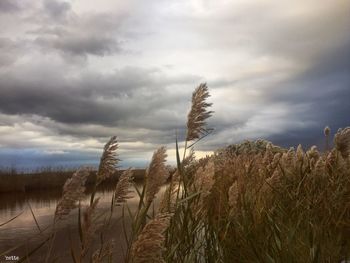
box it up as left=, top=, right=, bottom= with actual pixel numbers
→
left=0, top=0, right=349, bottom=169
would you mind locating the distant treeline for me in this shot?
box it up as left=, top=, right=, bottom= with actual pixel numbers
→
left=0, top=168, right=146, bottom=193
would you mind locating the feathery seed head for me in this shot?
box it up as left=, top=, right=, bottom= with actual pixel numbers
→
left=307, top=146, right=319, bottom=159
left=183, top=147, right=196, bottom=167
left=158, top=180, right=179, bottom=213
left=263, top=144, right=274, bottom=166
left=324, top=126, right=331, bottom=137
left=266, top=142, right=273, bottom=151
left=186, top=83, right=213, bottom=141
left=114, top=169, right=134, bottom=206
left=130, top=213, right=172, bottom=263
left=97, top=136, right=119, bottom=184
left=92, top=239, right=115, bottom=263
left=334, top=127, right=350, bottom=158
left=145, top=147, right=169, bottom=205
left=307, top=146, right=320, bottom=168
left=193, top=159, right=215, bottom=195
left=326, top=149, right=338, bottom=172
left=282, top=147, right=295, bottom=164
left=268, top=170, right=281, bottom=186
left=82, top=198, right=100, bottom=256
left=296, top=144, right=305, bottom=161
left=267, top=152, right=282, bottom=171
left=228, top=181, right=239, bottom=208
left=314, top=159, right=326, bottom=175
left=55, top=167, right=89, bottom=220
left=272, top=153, right=282, bottom=165
left=191, top=160, right=215, bottom=217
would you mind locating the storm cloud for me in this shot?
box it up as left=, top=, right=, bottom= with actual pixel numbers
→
left=0, top=0, right=23, bottom=13
left=0, top=0, right=349, bottom=168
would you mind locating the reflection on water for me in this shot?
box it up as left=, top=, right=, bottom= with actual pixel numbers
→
left=0, top=185, right=115, bottom=217
left=0, top=189, right=61, bottom=218
left=0, top=183, right=152, bottom=262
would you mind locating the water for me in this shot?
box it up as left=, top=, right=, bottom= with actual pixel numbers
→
left=0, top=184, right=152, bottom=262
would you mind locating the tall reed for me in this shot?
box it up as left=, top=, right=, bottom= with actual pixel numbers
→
left=3, top=83, right=350, bottom=263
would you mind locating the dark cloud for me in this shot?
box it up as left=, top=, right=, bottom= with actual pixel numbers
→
left=23, top=3, right=127, bottom=58
left=0, top=66, right=199, bottom=130
left=262, top=36, right=350, bottom=146
left=0, top=0, right=349, bottom=168
left=35, top=33, right=121, bottom=57
left=43, top=0, right=71, bottom=19
left=0, top=0, right=22, bottom=13
left=0, top=38, right=20, bottom=66
left=199, top=35, right=349, bottom=152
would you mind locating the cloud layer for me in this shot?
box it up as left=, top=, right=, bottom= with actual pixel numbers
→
left=0, top=0, right=349, bottom=168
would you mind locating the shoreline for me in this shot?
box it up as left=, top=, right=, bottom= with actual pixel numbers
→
left=0, top=169, right=146, bottom=193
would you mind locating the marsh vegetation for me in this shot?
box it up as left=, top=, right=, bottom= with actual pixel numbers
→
left=1, top=83, right=350, bottom=262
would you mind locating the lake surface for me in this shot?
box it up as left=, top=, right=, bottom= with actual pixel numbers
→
left=0, top=183, right=157, bottom=262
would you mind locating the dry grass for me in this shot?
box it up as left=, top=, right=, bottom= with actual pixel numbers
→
left=81, top=197, right=100, bottom=257
left=186, top=83, right=213, bottom=142
left=96, top=136, right=119, bottom=185
left=162, top=139, right=350, bottom=262
left=113, top=169, right=134, bottom=206
left=2, top=83, right=350, bottom=263
left=54, top=167, right=90, bottom=220
left=130, top=213, right=171, bottom=263
left=334, top=127, right=350, bottom=158
left=144, top=147, right=169, bottom=206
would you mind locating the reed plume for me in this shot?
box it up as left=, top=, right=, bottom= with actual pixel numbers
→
left=228, top=181, right=239, bottom=208
left=324, top=126, right=331, bottom=137
left=193, top=159, right=215, bottom=196
left=96, top=136, right=119, bottom=185
left=55, top=167, right=89, bottom=220
left=130, top=213, right=171, bottom=263
left=145, top=147, right=169, bottom=206
left=266, top=170, right=281, bottom=188
left=183, top=147, right=196, bottom=167
left=334, top=127, right=350, bottom=158
left=307, top=145, right=319, bottom=160
left=190, top=159, right=216, bottom=217
left=81, top=198, right=100, bottom=256
left=172, top=147, right=195, bottom=182
left=12, top=80, right=350, bottom=263
left=324, top=126, right=331, bottom=152
left=186, top=83, right=213, bottom=142
left=114, top=169, right=134, bottom=206
left=92, top=239, right=115, bottom=263
left=314, top=158, right=326, bottom=175
left=307, top=146, right=320, bottom=168
left=158, top=179, right=178, bottom=213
